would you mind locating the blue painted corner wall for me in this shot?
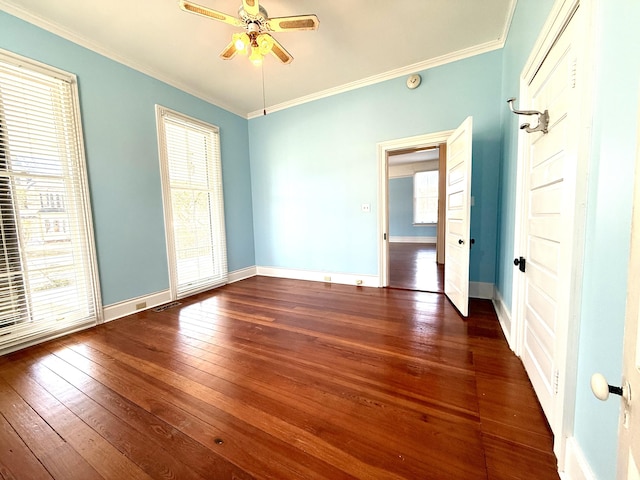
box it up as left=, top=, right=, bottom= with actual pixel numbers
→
left=0, top=11, right=255, bottom=305
left=249, top=51, right=502, bottom=282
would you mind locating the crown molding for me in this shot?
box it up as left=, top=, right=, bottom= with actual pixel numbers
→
left=247, top=39, right=505, bottom=119
left=0, top=2, right=247, bottom=118
left=1, top=1, right=515, bottom=120
left=500, top=0, right=518, bottom=49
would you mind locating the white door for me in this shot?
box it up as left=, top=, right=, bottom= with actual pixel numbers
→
left=617, top=91, right=640, bottom=480
left=444, top=116, right=472, bottom=317
left=514, top=7, right=581, bottom=442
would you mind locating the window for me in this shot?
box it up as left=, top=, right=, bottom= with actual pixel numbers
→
left=414, top=170, right=439, bottom=224
left=156, top=106, right=227, bottom=299
left=0, top=51, right=101, bottom=354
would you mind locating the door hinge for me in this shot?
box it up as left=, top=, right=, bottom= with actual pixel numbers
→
left=554, top=370, right=560, bottom=395
left=383, top=233, right=387, bottom=241
left=570, top=57, right=577, bottom=89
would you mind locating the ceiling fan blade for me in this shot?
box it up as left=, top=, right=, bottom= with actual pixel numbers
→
left=219, top=40, right=238, bottom=60
left=242, top=0, right=260, bottom=17
left=269, top=37, right=293, bottom=64
left=179, top=0, right=242, bottom=26
left=266, top=14, right=319, bottom=32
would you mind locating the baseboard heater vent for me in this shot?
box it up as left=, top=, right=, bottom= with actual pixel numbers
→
left=153, top=301, right=181, bottom=312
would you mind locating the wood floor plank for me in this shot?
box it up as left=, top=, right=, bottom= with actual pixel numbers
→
left=41, top=347, right=255, bottom=480
left=0, top=376, right=102, bottom=480
left=72, top=333, right=411, bottom=480
left=53, top=338, right=355, bottom=480
left=93, top=322, right=487, bottom=478
left=0, top=276, right=560, bottom=479
left=23, top=355, right=218, bottom=480
left=0, top=410, right=53, bottom=480
left=0, top=362, right=153, bottom=480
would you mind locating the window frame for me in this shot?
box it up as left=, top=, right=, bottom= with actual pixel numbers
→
left=0, top=48, right=102, bottom=354
left=413, top=169, right=439, bottom=226
left=155, top=105, right=228, bottom=300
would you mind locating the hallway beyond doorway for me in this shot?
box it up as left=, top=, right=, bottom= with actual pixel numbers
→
left=389, top=242, right=444, bottom=293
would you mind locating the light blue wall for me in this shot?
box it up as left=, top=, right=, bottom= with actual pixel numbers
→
left=573, top=1, right=640, bottom=478
left=0, top=12, right=255, bottom=305
left=249, top=51, right=503, bottom=281
left=389, top=177, right=437, bottom=238
left=495, top=0, right=556, bottom=307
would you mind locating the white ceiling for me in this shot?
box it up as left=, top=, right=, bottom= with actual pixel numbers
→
left=389, top=148, right=440, bottom=166
left=0, top=0, right=516, bottom=117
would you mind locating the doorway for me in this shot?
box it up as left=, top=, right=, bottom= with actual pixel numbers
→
left=387, top=146, right=444, bottom=293
left=376, top=129, right=454, bottom=290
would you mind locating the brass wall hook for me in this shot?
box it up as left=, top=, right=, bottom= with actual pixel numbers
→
left=507, top=97, right=549, bottom=134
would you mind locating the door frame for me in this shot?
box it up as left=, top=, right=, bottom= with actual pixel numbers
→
left=377, top=130, right=454, bottom=287
left=510, top=0, right=595, bottom=466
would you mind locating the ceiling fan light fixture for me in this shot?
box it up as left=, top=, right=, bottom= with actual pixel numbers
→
left=233, top=32, right=250, bottom=53
left=256, top=33, right=274, bottom=55
left=249, top=48, right=264, bottom=66
left=179, top=0, right=319, bottom=66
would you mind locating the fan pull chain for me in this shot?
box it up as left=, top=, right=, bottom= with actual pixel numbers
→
left=261, top=63, right=267, bottom=116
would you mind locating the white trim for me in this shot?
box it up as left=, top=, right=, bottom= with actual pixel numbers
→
left=0, top=2, right=246, bottom=118
left=469, top=282, right=494, bottom=300
left=389, top=236, right=436, bottom=244
left=256, top=266, right=379, bottom=288
left=247, top=41, right=504, bottom=118
left=378, top=130, right=455, bottom=288
left=492, top=288, right=514, bottom=351
left=500, top=0, right=519, bottom=50
left=560, top=437, right=597, bottom=480
left=102, top=290, right=172, bottom=323
left=228, top=266, right=257, bottom=283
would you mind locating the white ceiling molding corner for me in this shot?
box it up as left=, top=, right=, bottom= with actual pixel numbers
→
left=247, top=39, right=505, bottom=119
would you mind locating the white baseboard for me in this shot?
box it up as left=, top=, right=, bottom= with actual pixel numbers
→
left=389, top=236, right=437, bottom=244
left=102, top=266, right=257, bottom=323
left=560, top=437, right=596, bottom=480
left=103, top=289, right=172, bottom=323
left=256, top=266, right=379, bottom=288
left=469, top=281, right=494, bottom=299
left=492, top=288, right=513, bottom=350
left=228, top=266, right=257, bottom=283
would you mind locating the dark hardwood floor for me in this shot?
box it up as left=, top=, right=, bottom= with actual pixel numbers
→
left=389, top=243, right=444, bottom=293
left=0, top=276, right=559, bottom=479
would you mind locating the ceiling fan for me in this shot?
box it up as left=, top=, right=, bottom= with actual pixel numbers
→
left=178, top=0, right=320, bottom=66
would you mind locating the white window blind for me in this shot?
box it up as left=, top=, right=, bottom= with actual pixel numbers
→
left=414, top=170, right=439, bottom=224
left=0, top=51, right=101, bottom=354
left=156, top=106, right=227, bottom=299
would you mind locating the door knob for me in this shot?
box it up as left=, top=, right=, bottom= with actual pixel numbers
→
left=590, top=373, right=631, bottom=403
left=513, top=256, right=526, bottom=272
left=458, top=239, right=464, bottom=245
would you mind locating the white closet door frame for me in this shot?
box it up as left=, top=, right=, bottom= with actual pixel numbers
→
left=510, top=0, right=595, bottom=467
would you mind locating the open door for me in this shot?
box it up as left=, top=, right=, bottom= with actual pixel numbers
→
left=444, top=116, right=472, bottom=317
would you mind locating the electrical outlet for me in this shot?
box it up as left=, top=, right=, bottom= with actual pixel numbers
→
left=361, top=203, right=370, bottom=213
left=324, top=276, right=331, bottom=282
left=135, top=302, right=147, bottom=310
